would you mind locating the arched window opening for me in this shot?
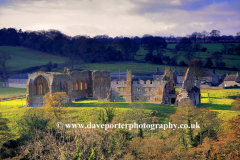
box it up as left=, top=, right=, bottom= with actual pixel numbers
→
left=63, top=82, right=68, bottom=94
left=40, top=82, right=43, bottom=95
left=33, top=76, right=49, bottom=95
left=76, top=81, right=79, bottom=90
left=85, top=81, right=88, bottom=89
left=57, top=82, right=59, bottom=92
left=81, top=81, right=83, bottom=90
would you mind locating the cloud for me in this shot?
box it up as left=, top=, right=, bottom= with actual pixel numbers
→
left=0, top=0, right=239, bottom=37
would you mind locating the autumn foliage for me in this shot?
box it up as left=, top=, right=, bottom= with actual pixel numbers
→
left=42, top=92, right=69, bottom=119
left=231, top=97, right=240, bottom=110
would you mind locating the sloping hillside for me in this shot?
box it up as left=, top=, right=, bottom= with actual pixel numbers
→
left=0, top=46, right=67, bottom=71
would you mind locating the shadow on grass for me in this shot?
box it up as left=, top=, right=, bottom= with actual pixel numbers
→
left=67, top=101, right=178, bottom=119
left=198, top=103, right=232, bottom=110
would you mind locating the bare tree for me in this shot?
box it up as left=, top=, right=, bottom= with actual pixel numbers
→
left=190, top=32, right=201, bottom=43
left=210, top=30, right=221, bottom=42
left=201, top=30, right=209, bottom=43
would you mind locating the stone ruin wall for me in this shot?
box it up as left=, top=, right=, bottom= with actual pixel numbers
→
left=27, top=70, right=111, bottom=107
left=92, top=70, right=111, bottom=100
left=70, top=70, right=93, bottom=101
left=26, top=67, right=200, bottom=107
left=110, top=80, right=164, bottom=103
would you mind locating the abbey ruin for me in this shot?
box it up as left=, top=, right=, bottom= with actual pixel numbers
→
left=26, top=67, right=201, bottom=107
left=26, top=68, right=110, bottom=107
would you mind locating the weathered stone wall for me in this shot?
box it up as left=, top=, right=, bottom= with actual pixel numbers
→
left=27, top=69, right=110, bottom=107
left=224, top=81, right=240, bottom=87
left=176, top=69, right=201, bottom=106
left=26, top=72, right=54, bottom=107
left=110, top=80, right=164, bottom=103
left=92, top=71, right=111, bottom=100
left=70, top=71, right=92, bottom=100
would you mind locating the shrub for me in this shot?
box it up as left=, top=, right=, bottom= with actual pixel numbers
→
left=17, top=108, right=51, bottom=141
left=179, top=60, right=188, bottom=66
left=202, top=47, right=207, bottom=52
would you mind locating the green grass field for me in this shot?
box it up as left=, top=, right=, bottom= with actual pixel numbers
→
left=0, top=88, right=239, bottom=144
left=0, top=46, right=67, bottom=71
left=0, top=87, right=26, bottom=98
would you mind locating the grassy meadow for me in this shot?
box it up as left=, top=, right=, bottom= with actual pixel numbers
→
left=1, top=88, right=239, bottom=144
left=0, top=46, right=67, bottom=71
left=0, top=86, right=26, bottom=98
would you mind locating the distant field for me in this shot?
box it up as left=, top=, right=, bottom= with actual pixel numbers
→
left=55, top=62, right=238, bottom=76
left=1, top=44, right=240, bottom=77
left=0, top=87, right=26, bottom=98
left=54, top=61, right=189, bottom=73
left=0, top=46, right=67, bottom=71
left=135, top=43, right=240, bottom=71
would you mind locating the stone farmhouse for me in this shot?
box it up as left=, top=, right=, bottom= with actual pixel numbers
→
left=223, top=73, right=240, bottom=87
left=177, top=70, right=220, bottom=86
left=200, top=70, right=219, bottom=85
left=26, top=67, right=201, bottom=107
left=177, top=71, right=186, bottom=84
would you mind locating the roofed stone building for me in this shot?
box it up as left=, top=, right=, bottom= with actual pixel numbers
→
left=223, top=73, right=240, bottom=87
left=177, top=71, right=186, bottom=84
left=200, top=70, right=219, bottom=85
left=26, top=68, right=110, bottom=107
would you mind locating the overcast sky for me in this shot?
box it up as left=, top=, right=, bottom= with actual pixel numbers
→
left=0, top=0, right=239, bottom=38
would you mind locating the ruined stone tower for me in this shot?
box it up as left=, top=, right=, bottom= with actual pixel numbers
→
left=176, top=68, right=201, bottom=106
left=125, top=69, right=132, bottom=102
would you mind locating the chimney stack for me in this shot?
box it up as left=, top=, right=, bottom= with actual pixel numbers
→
left=213, top=69, right=215, bottom=75
left=156, top=67, right=159, bottom=72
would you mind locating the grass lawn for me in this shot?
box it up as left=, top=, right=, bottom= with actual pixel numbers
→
left=0, top=87, right=26, bottom=98
left=0, top=88, right=240, bottom=144
left=0, top=46, right=67, bottom=71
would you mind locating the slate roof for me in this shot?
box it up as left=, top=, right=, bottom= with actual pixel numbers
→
left=9, top=74, right=28, bottom=79
left=224, top=75, right=239, bottom=81
left=235, top=76, right=240, bottom=83
left=153, top=70, right=165, bottom=75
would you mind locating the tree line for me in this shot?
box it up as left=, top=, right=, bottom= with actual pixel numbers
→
left=0, top=28, right=240, bottom=73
